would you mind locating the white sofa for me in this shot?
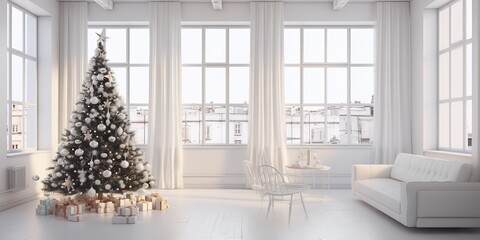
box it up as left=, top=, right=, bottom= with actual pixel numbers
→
left=352, top=153, right=480, bottom=228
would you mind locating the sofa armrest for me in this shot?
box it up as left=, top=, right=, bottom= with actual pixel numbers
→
left=352, top=164, right=393, bottom=181
left=402, top=182, right=480, bottom=226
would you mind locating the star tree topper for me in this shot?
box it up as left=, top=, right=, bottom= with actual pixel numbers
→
left=96, top=29, right=109, bottom=43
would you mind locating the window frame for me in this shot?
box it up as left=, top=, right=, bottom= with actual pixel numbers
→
left=181, top=25, right=250, bottom=145
left=88, top=25, right=150, bottom=145
left=7, top=2, right=38, bottom=152
left=437, top=0, right=473, bottom=153
left=284, top=25, right=375, bottom=146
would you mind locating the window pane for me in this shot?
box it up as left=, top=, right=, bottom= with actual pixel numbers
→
left=12, top=55, right=23, bottom=102
left=327, top=29, right=347, bottom=63
left=12, top=7, right=23, bottom=51
left=466, top=100, right=472, bottom=150
left=111, top=67, right=127, bottom=100
left=25, top=14, right=36, bottom=57
left=182, top=106, right=202, bottom=144
left=129, top=67, right=149, bottom=104
left=26, top=59, right=36, bottom=103
left=450, top=46, right=463, bottom=99
left=326, top=106, right=347, bottom=144
left=11, top=104, right=23, bottom=150
left=450, top=0, right=463, bottom=44
left=130, top=29, right=149, bottom=64
left=182, top=67, right=202, bottom=104
left=88, top=28, right=102, bottom=57
left=351, top=67, right=374, bottom=104
left=205, top=29, right=226, bottom=63
left=25, top=105, right=36, bottom=148
left=351, top=29, right=374, bottom=64
left=303, top=68, right=324, bottom=104
left=7, top=4, right=9, bottom=48
left=284, top=29, right=300, bottom=64
left=438, top=52, right=450, bottom=100
left=451, top=101, right=463, bottom=149
left=286, top=105, right=301, bottom=144
left=106, top=28, right=127, bottom=63
left=303, top=106, right=325, bottom=144
left=229, top=106, right=248, bottom=144
left=229, top=67, right=249, bottom=104
left=129, top=106, right=148, bottom=144
left=205, top=68, right=226, bottom=104
left=181, top=29, right=202, bottom=64
left=303, top=29, right=325, bottom=63
left=229, top=29, right=250, bottom=64
left=466, top=43, right=472, bottom=96
left=351, top=106, right=373, bottom=144
left=466, top=0, right=472, bottom=39
left=327, top=68, right=347, bottom=104
left=438, top=7, right=450, bottom=50
left=438, top=103, right=450, bottom=148
left=285, top=67, right=300, bottom=104
left=205, top=105, right=226, bottom=144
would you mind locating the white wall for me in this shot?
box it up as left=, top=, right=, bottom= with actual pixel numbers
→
left=0, top=0, right=59, bottom=211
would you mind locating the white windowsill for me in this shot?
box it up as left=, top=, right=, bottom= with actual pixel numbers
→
left=423, top=150, right=472, bottom=163
left=7, top=150, right=52, bottom=158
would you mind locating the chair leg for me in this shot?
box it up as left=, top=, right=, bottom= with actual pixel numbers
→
left=300, top=192, right=308, bottom=219
left=266, top=195, right=272, bottom=220
left=271, top=196, right=275, bottom=215
left=288, top=194, right=293, bottom=223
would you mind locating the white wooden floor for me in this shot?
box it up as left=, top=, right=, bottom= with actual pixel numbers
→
left=1, top=189, right=479, bottom=240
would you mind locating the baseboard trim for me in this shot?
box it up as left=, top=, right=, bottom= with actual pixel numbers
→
left=0, top=193, right=41, bottom=212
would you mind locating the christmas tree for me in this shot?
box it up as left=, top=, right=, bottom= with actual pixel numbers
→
left=43, top=30, right=155, bottom=196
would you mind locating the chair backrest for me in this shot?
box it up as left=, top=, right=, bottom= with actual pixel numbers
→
left=258, top=165, right=288, bottom=194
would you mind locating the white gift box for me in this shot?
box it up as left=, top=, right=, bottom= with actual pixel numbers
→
left=118, top=206, right=138, bottom=216
left=112, top=215, right=137, bottom=224
left=67, top=214, right=80, bottom=222
left=36, top=206, right=53, bottom=215
left=136, top=202, right=152, bottom=211
left=154, top=199, right=168, bottom=211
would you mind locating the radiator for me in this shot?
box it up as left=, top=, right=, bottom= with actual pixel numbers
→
left=8, top=166, right=26, bottom=191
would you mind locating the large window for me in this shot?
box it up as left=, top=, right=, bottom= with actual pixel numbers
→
left=438, top=0, right=472, bottom=152
left=284, top=27, right=374, bottom=145
left=181, top=27, right=250, bottom=145
left=88, top=26, right=150, bottom=144
left=6, top=3, right=38, bottom=151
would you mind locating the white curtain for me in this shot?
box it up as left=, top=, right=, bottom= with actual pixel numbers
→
left=148, top=2, right=183, bottom=189
left=59, top=2, right=87, bottom=138
left=374, top=2, right=412, bottom=164
left=248, top=2, right=288, bottom=173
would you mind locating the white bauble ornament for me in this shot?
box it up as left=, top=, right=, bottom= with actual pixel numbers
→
left=120, top=160, right=129, bottom=168
left=106, top=119, right=110, bottom=126
left=87, top=187, right=96, bottom=197
left=110, top=124, right=116, bottom=130
left=75, top=122, right=82, bottom=127
left=136, top=163, right=145, bottom=172
left=85, top=118, right=91, bottom=124
left=32, top=175, right=40, bottom=181
left=118, top=113, right=126, bottom=120
left=60, top=149, right=69, bottom=156
left=80, top=178, right=86, bottom=183
left=75, top=149, right=84, bottom=156
left=69, top=164, right=74, bottom=168
left=56, top=172, right=63, bottom=177
left=142, top=183, right=149, bottom=189
left=107, top=159, right=113, bottom=164
left=78, top=94, right=85, bottom=101
left=103, top=170, right=112, bottom=178
left=116, top=155, right=122, bottom=159
left=149, top=181, right=155, bottom=186
left=97, top=74, right=104, bottom=81
left=94, top=159, right=100, bottom=164
left=95, top=180, right=101, bottom=185
left=88, top=174, right=94, bottom=180
left=145, top=163, right=151, bottom=171
left=90, top=97, right=99, bottom=105
left=108, top=136, right=116, bottom=142
left=111, top=106, right=118, bottom=112
left=75, top=104, right=83, bottom=112
left=89, top=140, right=99, bottom=148
left=120, top=183, right=126, bottom=189
left=86, top=99, right=91, bottom=104
left=120, top=144, right=126, bottom=149
left=97, top=124, right=107, bottom=131
left=101, top=153, right=108, bottom=158
left=99, top=68, right=107, bottom=74
left=51, top=182, right=58, bottom=187
left=116, top=127, right=124, bottom=136
left=70, top=128, right=78, bottom=136
left=105, top=82, right=112, bottom=88
left=105, top=184, right=111, bottom=190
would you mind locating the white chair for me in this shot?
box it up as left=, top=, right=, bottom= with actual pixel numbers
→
left=258, top=165, right=308, bottom=223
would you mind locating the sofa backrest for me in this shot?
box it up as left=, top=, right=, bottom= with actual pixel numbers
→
left=390, top=153, right=472, bottom=182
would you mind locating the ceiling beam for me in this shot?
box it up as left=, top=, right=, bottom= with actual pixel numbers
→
left=211, top=0, right=222, bottom=11
left=333, top=0, right=350, bottom=10
left=95, top=0, right=114, bottom=10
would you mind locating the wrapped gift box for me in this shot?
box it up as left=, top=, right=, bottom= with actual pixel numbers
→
left=66, top=204, right=84, bottom=215
left=118, top=206, right=138, bottom=216
left=67, top=214, right=80, bottom=222
left=36, top=205, right=53, bottom=215
left=136, top=202, right=152, bottom=211
left=154, top=199, right=169, bottom=211
left=112, top=215, right=137, bottom=224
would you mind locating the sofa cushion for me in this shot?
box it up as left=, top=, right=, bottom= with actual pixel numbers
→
left=391, top=153, right=472, bottom=182
left=354, top=178, right=402, bottom=213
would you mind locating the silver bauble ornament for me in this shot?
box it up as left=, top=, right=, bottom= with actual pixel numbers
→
left=32, top=175, right=40, bottom=181
left=105, top=184, right=111, bottom=190
left=142, top=183, right=149, bottom=189
left=85, top=118, right=91, bottom=124
left=103, top=170, right=112, bottom=178
left=97, top=124, right=107, bottom=131
left=90, top=97, right=99, bottom=105
left=95, top=180, right=101, bottom=185
left=107, top=159, right=113, bottom=164
left=118, top=113, right=126, bottom=120
left=116, top=127, right=123, bottom=136
left=89, top=140, right=99, bottom=148
left=101, top=153, right=108, bottom=158
left=88, top=174, right=94, bottom=180
left=149, top=181, right=155, bottom=186
left=87, top=187, right=96, bottom=197
left=75, top=149, right=84, bottom=156
left=120, top=160, right=129, bottom=168
left=94, top=159, right=100, bottom=164
left=97, top=74, right=104, bottom=81
left=136, top=163, right=145, bottom=172
left=60, top=149, right=69, bottom=156
left=108, top=136, right=116, bottom=142
left=110, top=124, right=116, bottom=130
left=75, top=122, right=82, bottom=127
left=56, top=172, right=63, bottom=177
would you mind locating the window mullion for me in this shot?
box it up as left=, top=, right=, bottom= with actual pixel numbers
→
left=201, top=27, right=206, bottom=145
left=346, top=27, right=352, bottom=145
left=300, top=28, right=304, bottom=145
left=226, top=28, right=230, bottom=144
